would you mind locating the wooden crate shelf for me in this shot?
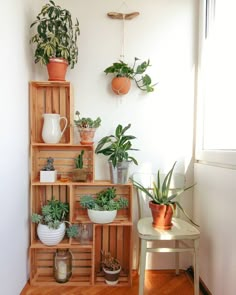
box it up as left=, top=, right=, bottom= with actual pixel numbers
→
left=30, top=248, right=93, bottom=286
left=72, top=183, right=133, bottom=223
left=29, top=81, right=133, bottom=287
left=31, top=145, right=94, bottom=183
left=29, top=81, right=73, bottom=144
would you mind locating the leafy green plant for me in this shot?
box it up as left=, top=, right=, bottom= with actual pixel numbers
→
left=30, top=0, right=80, bottom=68
left=130, top=162, right=199, bottom=227
left=95, top=123, right=138, bottom=168
left=101, top=250, right=120, bottom=271
left=104, top=57, right=156, bottom=92
left=80, top=187, right=128, bottom=211
left=31, top=197, right=78, bottom=236
left=75, top=150, right=84, bottom=169
left=74, top=110, right=101, bottom=128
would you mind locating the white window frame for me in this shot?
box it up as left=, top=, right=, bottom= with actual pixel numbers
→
left=195, top=0, right=236, bottom=168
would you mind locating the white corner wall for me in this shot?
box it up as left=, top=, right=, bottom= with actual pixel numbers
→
left=194, top=164, right=236, bottom=295
left=0, top=1, right=33, bottom=294
left=0, top=1, right=198, bottom=294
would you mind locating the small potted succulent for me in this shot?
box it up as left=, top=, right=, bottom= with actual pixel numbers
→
left=72, top=150, right=88, bottom=182
left=80, top=187, right=128, bottom=223
left=101, top=250, right=121, bottom=285
left=30, top=0, right=80, bottom=81
left=130, top=161, right=199, bottom=230
left=31, top=197, right=78, bottom=246
left=104, top=57, right=156, bottom=95
left=74, top=110, right=102, bottom=145
left=40, top=157, right=57, bottom=183
left=95, top=123, right=138, bottom=183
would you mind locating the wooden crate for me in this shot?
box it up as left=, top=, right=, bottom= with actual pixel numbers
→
left=31, top=145, right=94, bottom=182
left=30, top=248, right=93, bottom=286
left=72, top=183, right=133, bottom=223
left=30, top=185, right=71, bottom=245
left=94, top=224, right=133, bottom=286
left=29, top=81, right=73, bottom=144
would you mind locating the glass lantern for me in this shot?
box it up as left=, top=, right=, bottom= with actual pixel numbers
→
left=54, top=248, right=72, bottom=283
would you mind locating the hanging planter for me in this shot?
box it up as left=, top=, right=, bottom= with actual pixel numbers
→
left=104, top=58, right=156, bottom=95
left=111, top=77, right=131, bottom=95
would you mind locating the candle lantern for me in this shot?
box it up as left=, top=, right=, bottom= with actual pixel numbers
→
left=54, top=248, right=72, bottom=283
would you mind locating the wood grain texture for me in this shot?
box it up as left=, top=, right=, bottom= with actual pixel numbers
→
left=21, top=270, right=199, bottom=295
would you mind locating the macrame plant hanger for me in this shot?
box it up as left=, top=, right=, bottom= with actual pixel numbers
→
left=107, top=2, right=139, bottom=61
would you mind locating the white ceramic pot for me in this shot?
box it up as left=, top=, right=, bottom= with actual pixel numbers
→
left=103, top=267, right=121, bottom=285
left=37, top=222, right=66, bottom=246
left=87, top=209, right=117, bottom=224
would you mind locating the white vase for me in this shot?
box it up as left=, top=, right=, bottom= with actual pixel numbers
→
left=37, top=223, right=66, bottom=246
left=87, top=209, right=117, bottom=224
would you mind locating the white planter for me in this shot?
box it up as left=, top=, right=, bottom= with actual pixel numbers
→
left=87, top=209, right=117, bottom=224
left=37, top=223, right=66, bottom=246
left=40, top=170, right=57, bottom=183
left=103, top=267, right=121, bottom=285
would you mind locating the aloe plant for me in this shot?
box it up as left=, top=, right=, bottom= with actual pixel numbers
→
left=131, top=162, right=199, bottom=227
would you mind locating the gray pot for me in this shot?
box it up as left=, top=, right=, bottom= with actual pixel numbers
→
left=109, top=161, right=130, bottom=184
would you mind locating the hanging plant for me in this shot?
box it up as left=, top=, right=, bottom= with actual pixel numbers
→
left=104, top=57, right=157, bottom=95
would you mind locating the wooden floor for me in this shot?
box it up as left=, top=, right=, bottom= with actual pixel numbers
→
left=21, top=270, right=199, bottom=295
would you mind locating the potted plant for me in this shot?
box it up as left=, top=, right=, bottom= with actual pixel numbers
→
left=130, top=161, right=199, bottom=230
left=30, top=0, right=80, bottom=81
left=40, top=157, right=57, bottom=183
left=72, top=150, right=88, bottom=182
left=95, top=123, right=138, bottom=184
left=101, top=250, right=121, bottom=285
left=80, top=187, right=128, bottom=223
left=31, top=197, right=78, bottom=246
left=74, top=110, right=102, bottom=145
left=104, top=57, right=156, bottom=95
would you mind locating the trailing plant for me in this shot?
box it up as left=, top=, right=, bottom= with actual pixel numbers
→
left=80, top=187, right=128, bottom=211
left=130, top=162, right=199, bottom=227
left=31, top=197, right=78, bottom=236
left=42, top=157, right=55, bottom=171
left=101, top=250, right=120, bottom=271
left=30, top=0, right=80, bottom=68
left=95, top=123, right=138, bottom=168
left=104, top=57, right=156, bottom=92
left=74, top=110, right=101, bottom=128
left=75, top=150, right=84, bottom=169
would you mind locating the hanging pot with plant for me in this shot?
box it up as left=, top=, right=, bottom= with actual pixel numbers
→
left=104, top=57, right=156, bottom=95
left=30, top=0, right=80, bottom=81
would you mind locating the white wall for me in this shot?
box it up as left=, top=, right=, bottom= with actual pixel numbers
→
left=194, top=164, right=236, bottom=295
left=0, top=1, right=197, bottom=293
left=0, top=0, right=33, bottom=294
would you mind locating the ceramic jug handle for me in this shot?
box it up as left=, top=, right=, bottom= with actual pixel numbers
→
left=60, top=116, right=68, bottom=137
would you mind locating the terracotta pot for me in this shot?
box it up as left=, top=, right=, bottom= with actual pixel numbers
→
left=47, top=58, right=68, bottom=81
left=111, top=77, right=131, bottom=95
left=78, top=128, right=96, bottom=145
left=149, top=202, right=175, bottom=230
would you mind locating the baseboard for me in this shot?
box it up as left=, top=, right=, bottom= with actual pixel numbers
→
left=186, top=267, right=212, bottom=295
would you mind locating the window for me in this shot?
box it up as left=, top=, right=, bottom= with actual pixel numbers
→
left=195, top=0, right=236, bottom=167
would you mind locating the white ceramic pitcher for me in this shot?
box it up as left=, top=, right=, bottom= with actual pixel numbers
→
left=42, top=113, right=68, bottom=144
